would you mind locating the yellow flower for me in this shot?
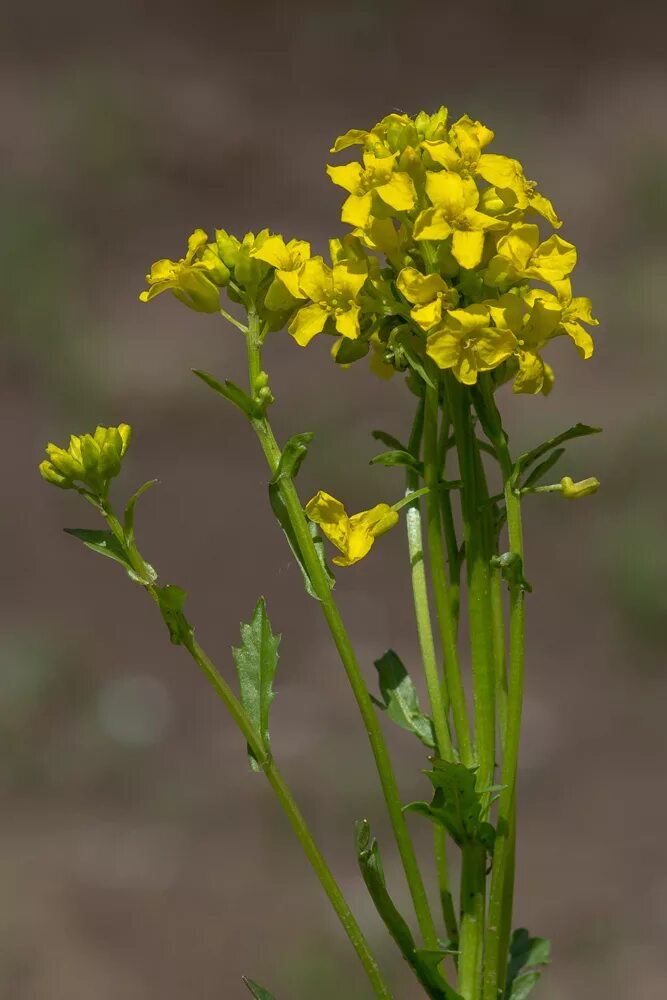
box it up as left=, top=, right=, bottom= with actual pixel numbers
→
left=414, top=171, right=504, bottom=268
left=488, top=292, right=562, bottom=394
left=424, top=116, right=561, bottom=228
left=426, top=304, right=517, bottom=384
left=288, top=258, right=367, bottom=346
left=485, top=224, right=577, bottom=287
left=550, top=279, right=598, bottom=359
left=396, top=267, right=458, bottom=330
left=327, top=151, right=417, bottom=228
left=140, top=229, right=228, bottom=312
left=40, top=424, right=132, bottom=494
left=305, top=490, right=398, bottom=566
left=250, top=234, right=311, bottom=309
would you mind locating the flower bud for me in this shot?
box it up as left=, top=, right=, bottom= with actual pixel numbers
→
left=39, top=424, right=132, bottom=497
left=560, top=476, right=600, bottom=499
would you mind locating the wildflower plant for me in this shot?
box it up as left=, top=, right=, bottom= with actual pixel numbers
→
left=40, top=107, right=600, bottom=1000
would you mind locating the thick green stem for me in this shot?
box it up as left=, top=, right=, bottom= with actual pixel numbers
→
left=245, top=314, right=438, bottom=950
left=101, top=510, right=393, bottom=998
left=405, top=398, right=458, bottom=950
left=424, top=382, right=473, bottom=767
left=475, top=380, right=525, bottom=1000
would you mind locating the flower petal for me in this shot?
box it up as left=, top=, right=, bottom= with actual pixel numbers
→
left=327, top=162, right=364, bottom=194
left=452, top=229, right=485, bottom=269
left=375, top=171, right=417, bottom=211
left=288, top=303, right=329, bottom=346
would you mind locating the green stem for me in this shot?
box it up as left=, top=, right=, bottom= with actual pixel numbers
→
left=101, top=510, right=393, bottom=998
left=245, top=312, right=439, bottom=950
left=424, top=382, right=473, bottom=766
left=458, top=844, right=486, bottom=1000
left=437, top=402, right=461, bottom=631
left=475, top=380, right=525, bottom=1000
left=405, top=397, right=458, bottom=950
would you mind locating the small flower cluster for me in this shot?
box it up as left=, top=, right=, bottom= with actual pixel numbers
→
left=39, top=424, right=132, bottom=495
left=140, top=107, right=597, bottom=395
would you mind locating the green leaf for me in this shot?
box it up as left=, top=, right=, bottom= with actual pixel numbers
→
left=272, top=432, right=314, bottom=483
left=268, top=481, right=335, bottom=600
left=232, top=598, right=280, bottom=771
left=505, top=928, right=550, bottom=999
left=406, top=760, right=495, bottom=852
left=373, top=650, right=435, bottom=748
left=242, top=978, right=278, bottom=1000
left=124, top=479, right=158, bottom=548
left=356, top=821, right=462, bottom=1000
left=155, top=585, right=192, bottom=645
left=508, top=971, right=540, bottom=1000
left=192, top=369, right=259, bottom=418
left=370, top=449, right=423, bottom=474
left=515, top=423, right=602, bottom=480
left=64, top=528, right=130, bottom=571
left=520, top=448, right=565, bottom=490
left=371, top=429, right=407, bottom=451
left=334, top=337, right=370, bottom=365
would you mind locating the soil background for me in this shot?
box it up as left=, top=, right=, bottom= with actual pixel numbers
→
left=1, top=1, right=666, bottom=997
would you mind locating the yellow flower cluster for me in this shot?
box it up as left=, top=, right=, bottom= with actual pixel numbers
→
left=139, top=108, right=598, bottom=395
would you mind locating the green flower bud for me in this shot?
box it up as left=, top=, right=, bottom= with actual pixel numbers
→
left=39, top=424, right=133, bottom=496
left=215, top=229, right=241, bottom=269
left=39, top=459, right=72, bottom=489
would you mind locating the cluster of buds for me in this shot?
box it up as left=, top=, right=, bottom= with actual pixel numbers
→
left=39, top=424, right=132, bottom=496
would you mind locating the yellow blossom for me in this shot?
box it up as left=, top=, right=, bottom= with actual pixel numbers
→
left=288, top=258, right=367, bottom=346
left=550, top=279, right=598, bottom=359
left=327, top=151, right=417, bottom=228
left=250, top=234, right=311, bottom=309
left=396, top=267, right=458, bottom=330
left=488, top=293, right=562, bottom=394
left=426, top=304, right=517, bottom=384
left=140, top=229, right=228, bottom=312
left=414, top=171, right=504, bottom=268
left=305, top=490, right=398, bottom=566
left=485, top=224, right=577, bottom=287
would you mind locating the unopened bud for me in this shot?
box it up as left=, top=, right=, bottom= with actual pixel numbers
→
left=560, top=476, right=600, bottom=499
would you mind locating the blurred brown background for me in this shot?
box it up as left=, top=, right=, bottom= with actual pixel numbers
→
left=2, top=1, right=666, bottom=997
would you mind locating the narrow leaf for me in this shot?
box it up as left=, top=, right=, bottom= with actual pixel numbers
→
left=356, top=821, right=462, bottom=1000
left=516, top=423, right=602, bottom=478
left=242, top=978, right=278, bottom=1000
left=373, top=650, right=435, bottom=748
left=124, top=479, right=158, bottom=547
left=64, top=528, right=130, bottom=570
left=268, top=481, right=334, bottom=599
left=521, top=448, right=565, bottom=490
left=155, top=584, right=192, bottom=645
left=372, top=429, right=407, bottom=451
left=232, top=598, right=280, bottom=771
left=272, top=432, right=314, bottom=483
left=508, top=971, right=541, bottom=1000
left=192, top=369, right=259, bottom=418
left=370, top=449, right=423, bottom=474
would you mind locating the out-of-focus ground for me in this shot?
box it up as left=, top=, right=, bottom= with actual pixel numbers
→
left=1, top=1, right=666, bottom=997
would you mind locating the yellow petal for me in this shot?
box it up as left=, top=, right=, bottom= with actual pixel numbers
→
left=251, top=235, right=291, bottom=269
left=421, top=139, right=460, bottom=169
left=497, top=224, right=540, bottom=271
left=276, top=268, right=304, bottom=299
left=426, top=170, right=476, bottom=214
left=375, top=171, right=417, bottom=211
left=298, top=257, right=332, bottom=300
left=413, top=208, right=452, bottom=241
left=305, top=491, right=349, bottom=552
left=528, top=235, right=577, bottom=282
left=349, top=504, right=398, bottom=539
left=512, top=351, right=545, bottom=394
left=473, top=327, right=518, bottom=367
left=186, top=229, right=209, bottom=261
left=288, top=303, right=329, bottom=346
left=562, top=321, right=595, bottom=359
left=412, top=299, right=443, bottom=330
left=327, top=162, right=364, bottom=194
left=330, top=129, right=369, bottom=153
left=426, top=328, right=464, bottom=369
left=332, top=262, right=367, bottom=301
left=396, top=268, right=448, bottom=304
left=341, top=191, right=374, bottom=228
left=335, top=303, right=361, bottom=340
left=476, top=154, right=525, bottom=193
left=529, top=191, right=562, bottom=229
left=451, top=229, right=485, bottom=269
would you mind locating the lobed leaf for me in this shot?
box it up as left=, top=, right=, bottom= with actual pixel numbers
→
left=406, top=760, right=495, bottom=852
left=505, top=928, right=551, bottom=999
left=232, top=598, right=280, bottom=771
